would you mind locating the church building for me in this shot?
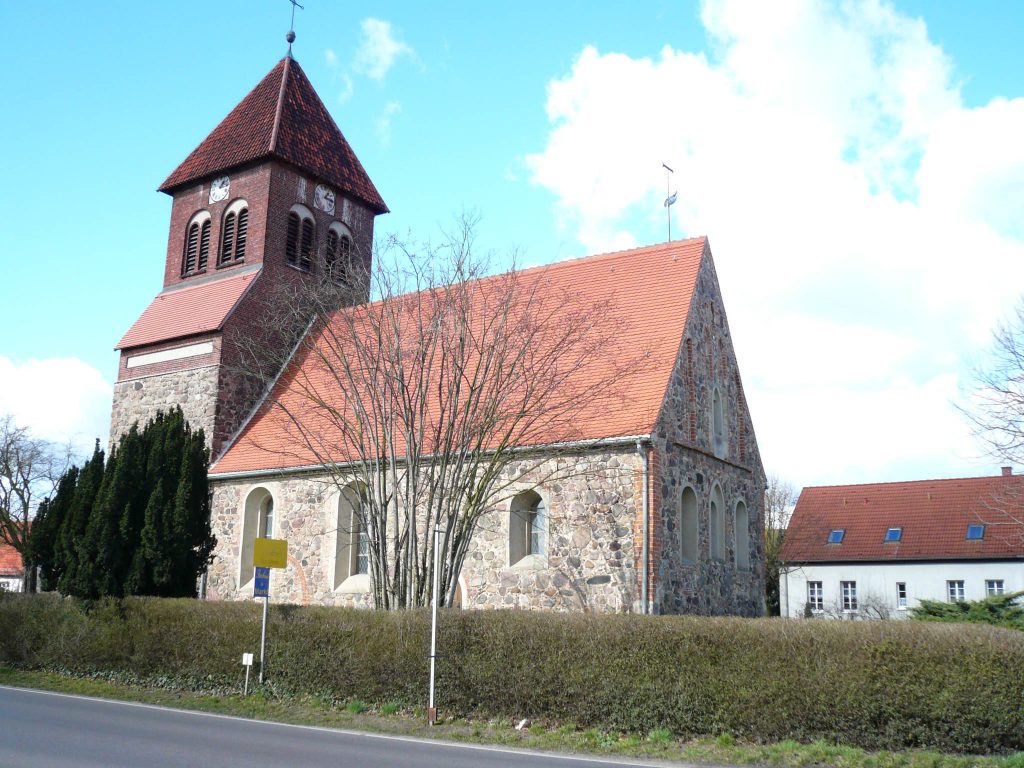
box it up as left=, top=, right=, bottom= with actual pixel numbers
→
left=112, top=51, right=766, bottom=616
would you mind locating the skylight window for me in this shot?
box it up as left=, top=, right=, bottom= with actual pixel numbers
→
left=884, top=527, right=902, bottom=542
left=966, top=524, right=985, bottom=540
left=827, top=529, right=845, bottom=544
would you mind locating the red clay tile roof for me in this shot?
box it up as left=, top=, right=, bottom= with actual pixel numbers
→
left=159, top=57, right=387, bottom=214
left=116, top=269, right=259, bottom=350
left=211, top=238, right=707, bottom=475
left=781, top=475, right=1024, bottom=562
left=0, top=541, right=23, bottom=577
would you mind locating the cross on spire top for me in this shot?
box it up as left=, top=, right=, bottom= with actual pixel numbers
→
left=286, top=0, right=304, bottom=55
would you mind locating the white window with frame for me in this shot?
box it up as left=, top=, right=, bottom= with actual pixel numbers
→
left=259, top=497, right=274, bottom=538
left=947, top=580, right=965, bottom=602
left=986, top=579, right=1004, bottom=596
left=807, top=581, right=823, bottom=612
left=841, top=580, right=858, bottom=611
left=509, top=490, right=548, bottom=567
left=333, top=483, right=371, bottom=592
left=896, top=582, right=907, bottom=610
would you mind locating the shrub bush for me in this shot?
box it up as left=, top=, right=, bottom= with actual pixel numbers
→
left=1, top=594, right=1022, bottom=754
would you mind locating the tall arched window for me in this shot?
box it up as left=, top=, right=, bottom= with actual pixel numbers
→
left=325, top=222, right=353, bottom=284
left=333, top=483, right=370, bottom=590
left=239, top=487, right=273, bottom=586
left=680, top=487, right=698, bottom=564
left=710, top=485, right=725, bottom=561
left=509, top=490, right=547, bottom=566
left=259, top=496, right=274, bottom=538
left=182, top=212, right=211, bottom=275
left=219, top=200, right=249, bottom=265
left=286, top=204, right=314, bottom=271
left=735, top=500, right=749, bottom=570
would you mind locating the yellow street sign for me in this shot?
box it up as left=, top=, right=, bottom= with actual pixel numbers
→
left=254, top=538, right=288, bottom=569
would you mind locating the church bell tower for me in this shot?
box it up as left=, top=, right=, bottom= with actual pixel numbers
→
left=110, top=53, right=388, bottom=457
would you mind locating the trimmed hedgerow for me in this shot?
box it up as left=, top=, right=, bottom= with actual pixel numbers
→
left=1, top=593, right=1022, bottom=754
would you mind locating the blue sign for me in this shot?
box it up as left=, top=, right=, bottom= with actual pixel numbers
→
left=254, top=566, right=270, bottom=598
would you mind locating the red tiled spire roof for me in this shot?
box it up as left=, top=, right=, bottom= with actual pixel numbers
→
left=159, top=57, right=388, bottom=214
left=780, top=475, right=1024, bottom=563
left=116, top=268, right=259, bottom=350
left=211, top=238, right=708, bottom=475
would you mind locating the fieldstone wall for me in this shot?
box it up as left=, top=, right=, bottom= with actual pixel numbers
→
left=110, top=366, right=218, bottom=450
left=205, top=448, right=645, bottom=612
left=650, top=244, right=766, bottom=616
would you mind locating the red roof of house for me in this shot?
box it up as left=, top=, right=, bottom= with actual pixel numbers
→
left=211, top=238, right=707, bottom=475
left=780, top=475, right=1024, bottom=563
left=0, top=541, right=23, bottom=577
left=116, top=268, right=259, bottom=350
left=159, top=57, right=387, bottom=214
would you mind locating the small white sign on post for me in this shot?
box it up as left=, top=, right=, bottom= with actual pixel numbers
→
left=242, top=652, right=254, bottom=696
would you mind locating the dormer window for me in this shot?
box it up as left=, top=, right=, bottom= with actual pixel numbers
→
left=884, top=527, right=902, bottom=542
left=182, top=212, right=211, bottom=275
left=325, top=222, right=353, bottom=284
left=218, top=200, right=249, bottom=266
left=827, top=529, right=845, bottom=544
left=966, top=524, right=985, bottom=540
left=286, top=204, right=314, bottom=271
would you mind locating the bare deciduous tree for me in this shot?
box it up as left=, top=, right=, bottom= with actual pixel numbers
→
left=0, top=416, right=72, bottom=592
left=764, top=474, right=796, bottom=615
left=233, top=217, right=642, bottom=609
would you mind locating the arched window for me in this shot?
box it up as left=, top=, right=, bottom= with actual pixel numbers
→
left=239, top=487, right=274, bottom=586
left=286, top=204, right=314, bottom=271
left=712, top=387, right=726, bottom=458
left=735, top=500, right=749, bottom=570
left=710, top=485, right=725, bottom=561
left=680, top=486, right=698, bottom=564
left=182, top=212, right=211, bottom=275
left=509, top=490, right=547, bottom=566
left=218, top=200, right=249, bottom=266
left=325, top=222, right=353, bottom=284
left=333, top=483, right=370, bottom=590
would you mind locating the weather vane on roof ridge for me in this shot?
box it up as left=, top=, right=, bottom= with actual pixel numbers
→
left=662, top=163, right=677, bottom=242
left=286, top=0, right=304, bottom=54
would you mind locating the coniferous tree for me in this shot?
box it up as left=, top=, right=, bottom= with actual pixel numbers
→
left=31, top=465, right=79, bottom=589
left=57, top=441, right=105, bottom=597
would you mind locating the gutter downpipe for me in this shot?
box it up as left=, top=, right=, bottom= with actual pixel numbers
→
left=637, top=438, right=650, bottom=615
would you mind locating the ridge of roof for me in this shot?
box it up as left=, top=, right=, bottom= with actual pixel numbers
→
left=516, top=236, right=707, bottom=278
left=158, top=57, right=387, bottom=214
left=801, top=474, right=1019, bottom=492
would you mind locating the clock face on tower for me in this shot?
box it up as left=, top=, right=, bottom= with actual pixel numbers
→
left=314, top=184, right=336, bottom=215
left=209, top=175, right=231, bottom=204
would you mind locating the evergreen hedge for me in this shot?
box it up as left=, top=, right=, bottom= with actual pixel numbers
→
left=2, top=594, right=1022, bottom=754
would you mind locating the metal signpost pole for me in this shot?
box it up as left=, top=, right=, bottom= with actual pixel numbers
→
left=259, top=588, right=268, bottom=683
left=428, top=524, right=440, bottom=724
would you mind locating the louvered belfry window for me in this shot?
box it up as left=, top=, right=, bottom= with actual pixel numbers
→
left=286, top=212, right=300, bottom=264
left=325, top=230, right=338, bottom=276
left=197, top=220, right=211, bottom=271
left=219, top=207, right=249, bottom=266
left=219, top=212, right=236, bottom=265
left=183, top=222, right=200, bottom=274
left=299, top=218, right=314, bottom=270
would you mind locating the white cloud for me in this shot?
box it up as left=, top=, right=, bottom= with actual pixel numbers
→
left=0, top=356, right=111, bottom=455
left=527, top=0, right=1024, bottom=487
left=354, top=18, right=413, bottom=81
left=376, top=100, right=402, bottom=145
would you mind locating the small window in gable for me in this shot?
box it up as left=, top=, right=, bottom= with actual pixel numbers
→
left=182, top=212, right=211, bottom=276
left=712, top=387, right=726, bottom=458
left=966, top=524, right=985, bottom=540
left=286, top=204, right=314, bottom=270
left=884, top=527, right=902, bottom=542
left=827, top=529, right=845, bottom=544
left=218, top=200, right=249, bottom=266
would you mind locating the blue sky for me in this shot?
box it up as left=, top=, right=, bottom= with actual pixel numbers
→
left=2, top=1, right=1024, bottom=492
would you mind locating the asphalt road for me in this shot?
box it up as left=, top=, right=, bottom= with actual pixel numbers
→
left=0, top=686, right=673, bottom=768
